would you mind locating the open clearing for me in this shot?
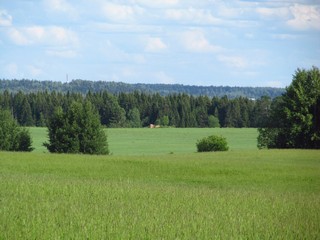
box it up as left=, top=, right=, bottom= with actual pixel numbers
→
left=1, top=128, right=320, bottom=239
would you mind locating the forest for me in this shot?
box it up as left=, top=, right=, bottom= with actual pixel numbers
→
left=0, top=79, right=284, bottom=99
left=0, top=90, right=272, bottom=128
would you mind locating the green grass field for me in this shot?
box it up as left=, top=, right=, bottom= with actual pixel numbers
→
left=29, top=127, right=258, bottom=154
left=1, top=128, right=320, bottom=239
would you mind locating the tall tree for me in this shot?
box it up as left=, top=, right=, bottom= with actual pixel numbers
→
left=0, top=109, right=33, bottom=152
left=258, top=67, right=320, bottom=149
left=44, top=101, right=109, bottom=154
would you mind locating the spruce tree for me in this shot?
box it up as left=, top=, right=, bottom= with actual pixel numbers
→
left=0, top=109, right=33, bottom=152
left=44, top=101, right=109, bottom=154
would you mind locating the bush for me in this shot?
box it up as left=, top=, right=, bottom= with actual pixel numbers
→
left=196, top=135, right=229, bottom=152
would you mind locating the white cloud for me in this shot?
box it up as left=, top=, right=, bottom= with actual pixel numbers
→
left=154, top=71, right=175, bottom=84
left=218, top=55, right=248, bottom=69
left=145, top=37, right=167, bottom=52
left=101, top=2, right=144, bottom=22
left=7, top=28, right=30, bottom=45
left=165, top=8, right=221, bottom=25
left=256, top=3, right=320, bottom=31
left=5, top=63, right=18, bottom=76
left=180, top=30, right=222, bottom=53
left=92, top=22, right=163, bottom=34
left=43, top=0, right=78, bottom=19
left=7, top=26, right=79, bottom=46
left=135, top=0, right=179, bottom=8
left=28, top=65, right=43, bottom=77
left=266, top=81, right=284, bottom=88
left=0, top=10, right=12, bottom=27
left=46, top=49, right=78, bottom=58
left=256, top=7, right=290, bottom=19
left=271, top=33, right=297, bottom=40
left=287, top=4, right=320, bottom=30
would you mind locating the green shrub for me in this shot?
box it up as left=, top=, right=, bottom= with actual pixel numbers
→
left=196, top=135, right=229, bottom=152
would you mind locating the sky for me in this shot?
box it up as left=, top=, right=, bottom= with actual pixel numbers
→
left=0, top=0, right=319, bottom=87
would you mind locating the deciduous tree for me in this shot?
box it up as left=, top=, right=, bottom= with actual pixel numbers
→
left=258, top=67, right=320, bottom=149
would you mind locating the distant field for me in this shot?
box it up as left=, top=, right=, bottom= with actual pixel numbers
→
left=1, top=150, right=319, bottom=239
left=29, top=127, right=258, bottom=154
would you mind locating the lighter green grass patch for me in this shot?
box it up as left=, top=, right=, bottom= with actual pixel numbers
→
left=29, top=127, right=258, bottom=155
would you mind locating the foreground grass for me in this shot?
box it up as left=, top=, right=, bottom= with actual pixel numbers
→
left=1, top=150, right=319, bottom=239
left=29, top=127, right=258, bottom=154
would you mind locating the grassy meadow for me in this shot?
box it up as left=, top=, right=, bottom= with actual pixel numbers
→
left=1, top=128, right=320, bottom=239
left=29, top=127, right=258, bottom=154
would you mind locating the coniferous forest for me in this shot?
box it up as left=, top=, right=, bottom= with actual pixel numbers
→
left=0, top=87, right=273, bottom=128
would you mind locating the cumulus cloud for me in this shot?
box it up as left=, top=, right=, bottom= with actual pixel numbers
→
left=256, top=3, right=320, bottom=31
left=218, top=55, right=248, bottom=69
left=5, top=63, right=18, bottom=76
left=154, top=71, right=175, bottom=84
left=180, top=30, right=222, bottom=53
left=135, top=0, right=179, bottom=8
left=165, top=8, right=221, bottom=25
left=46, top=49, right=78, bottom=58
left=28, top=65, right=43, bottom=77
left=7, top=28, right=30, bottom=45
left=43, top=0, right=78, bottom=18
left=101, top=2, right=144, bottom=22
left=0, top=10, right=12, bottom=26
left=287, top=4, right=320, bottom=30
left=145, top=37, right=167, bottom=52
left=256, top=7, right=290, bottom=19
left=7, top=26, right=79, bottom=46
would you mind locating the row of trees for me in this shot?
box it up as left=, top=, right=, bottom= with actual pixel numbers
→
left=0, top=101, right=109, bottom=154
left=0, top=91, right=273, bottom=128
left=1, top=67, right=319, bottom=152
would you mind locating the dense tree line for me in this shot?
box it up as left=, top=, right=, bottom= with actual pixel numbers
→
left=0, top=79, right=284, bottom=99
left=0, top=90, right=273, bottom=128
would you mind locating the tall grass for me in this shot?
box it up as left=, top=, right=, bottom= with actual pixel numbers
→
left=1, top=150, right=319, bottom=239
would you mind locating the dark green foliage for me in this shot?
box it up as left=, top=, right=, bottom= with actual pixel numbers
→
left=258, top=67, right=320, bottom=149
left=17, top=128, right=34, bottom=151
left=196, top=135, right=229, bottom=152
left=127, top=108, right=141, bottom=128
left=0, top=79, right=284, bottom=98
left=0, top=109, right=33, bottom=152
left=44, top=101, right=109, bottom=155
left=1, top=89, right=280, bottom=128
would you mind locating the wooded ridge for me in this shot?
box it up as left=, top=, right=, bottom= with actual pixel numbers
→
left=0, top=79, right=284, bottom=99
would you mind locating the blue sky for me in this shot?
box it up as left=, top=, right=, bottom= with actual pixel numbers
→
left=0, top=0, right=319, bottom=87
